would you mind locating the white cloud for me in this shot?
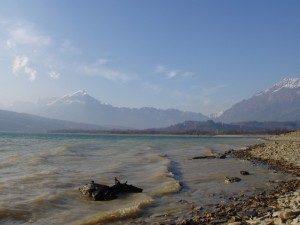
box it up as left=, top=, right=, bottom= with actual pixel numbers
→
left=9, top=26, right=51, bottom=46
left=12, top=55, right=37, bottom=81
left=1, top=19, right=68, bottom=82
left=167, top=70, right=180, bottom=79
left=49, top=71, right=60, bottom=79
left=12, top=55, right=29, bottom=73
left=154, top=65, right=190, bottom=79
left=81, top=61, right=131, bottom=82
left=2, top=19, right=130, bottom=84
left=24, top=66, right=37, bottom=81
left=97, top=58, right=108, bottom=65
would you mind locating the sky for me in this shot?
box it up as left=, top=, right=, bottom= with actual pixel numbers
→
left=0, top=0, right=300, bottom=116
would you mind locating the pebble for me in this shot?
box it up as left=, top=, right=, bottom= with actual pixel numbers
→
left=273, top=217, right=283, bottom=225
left=240, top=170, right=250, bottom=175
left=280, top=210, right=300, bottom=219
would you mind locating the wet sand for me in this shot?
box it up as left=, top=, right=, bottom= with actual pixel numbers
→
left=152, top=132, right=300, bottom=225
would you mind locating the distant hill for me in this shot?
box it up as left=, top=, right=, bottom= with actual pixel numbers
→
left=0, top=109, right=106, bottom=133
left=218, top=78, right=300, bottom=123
left=6, top=90, right=208, bottom=129
left=51, top=120, right=300, bottom=135
left=153, top=120, right=300, bottom=134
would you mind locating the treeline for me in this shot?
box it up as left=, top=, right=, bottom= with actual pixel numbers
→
left=49, top=120, right=298, bottom=135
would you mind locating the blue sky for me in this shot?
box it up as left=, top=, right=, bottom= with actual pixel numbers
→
left=0, top=0, right=299, bottom=115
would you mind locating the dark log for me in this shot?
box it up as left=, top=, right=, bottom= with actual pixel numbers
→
left=78, top=178, right=142, bottom=201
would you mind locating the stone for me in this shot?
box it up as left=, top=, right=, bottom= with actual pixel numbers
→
left=225, top=176, right=242, bottom=183
left=217, top=154, right=227, bottom=159
left=280, top=210, right=300, bottom=219
left=240, top=171, right=250, bottom=175
left=273, top=217, right=283, bottom=225
left=150, top=213, right=168, bottom=218
left=291, top=218, right=300, bottom=225
left=210, top=218, right=228, bottom=224
left=273, top=211, right=281, bottom=217
left=245, top=220, right=260, bottom=225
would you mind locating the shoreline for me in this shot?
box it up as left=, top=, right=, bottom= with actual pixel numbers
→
left=150, top=131, right=300, bottom=225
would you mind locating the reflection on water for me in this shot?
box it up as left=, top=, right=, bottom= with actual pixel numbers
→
left=0, top=134, right=292, bottom=224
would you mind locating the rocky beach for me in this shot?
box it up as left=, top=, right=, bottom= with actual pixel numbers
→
left=147, top=132, right=300, bottom=225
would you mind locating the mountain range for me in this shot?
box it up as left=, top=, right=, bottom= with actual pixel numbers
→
left=1, top=77, right=300, bottom=132
left=4, top=90, right=208, bottom=129
left=217, top=78, right=300, bottom=122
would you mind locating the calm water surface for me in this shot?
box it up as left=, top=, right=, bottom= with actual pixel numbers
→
left=0, top=133, right=290, bottom=224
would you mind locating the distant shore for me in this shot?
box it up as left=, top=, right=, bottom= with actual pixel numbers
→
left=154, top=131, right=300, bottom=225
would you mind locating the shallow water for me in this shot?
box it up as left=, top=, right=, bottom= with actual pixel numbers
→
left=0, top=133, right=292, bottom=224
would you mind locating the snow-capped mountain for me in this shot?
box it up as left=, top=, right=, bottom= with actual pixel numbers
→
left=218, top=78, right=300, bottom=122
left=46, top=90, right=100, bottom=106
left=6, top=90, right=208, bottom=129
left=255, top=78, right=300, bottom=96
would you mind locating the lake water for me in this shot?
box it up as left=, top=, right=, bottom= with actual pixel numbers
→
left=0, top=133, right=290, bottom=224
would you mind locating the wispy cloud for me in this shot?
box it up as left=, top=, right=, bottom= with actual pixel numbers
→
left=12, top=55, right=37, bottom=81
left=49, top=71, right=60, bottom=79
left=1, top=19, right=131, bottom=84
left=80, top=60, right=131, bottom=82
left=1, top=19, right=54, bottom=81
left=96, top=58, right=108, bottom=65
left=9, top=27, right=51, bottom=46
left=154, top=65, right=192, bottom=79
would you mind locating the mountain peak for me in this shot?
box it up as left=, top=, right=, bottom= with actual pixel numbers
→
left=219, top=77, right=300, bottom=122
left=256, top=78, right=300, bottom=96
left=68, top=90, right=88, bottom=97
left=274, top=78, right=300, bottom=89
left=267, top=78, right=300, bottom=94
left=47, top=90, right=97, bottom=106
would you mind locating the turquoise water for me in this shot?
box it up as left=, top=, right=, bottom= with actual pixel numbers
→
left=0, top=133, right=290, bottom=224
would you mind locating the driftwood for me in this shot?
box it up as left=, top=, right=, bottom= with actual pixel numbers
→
left=110, top=177, right=143, bottom=193
left=79, top=177, right=143, bottom=201
left=192, top=154, right=226, bottom=160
